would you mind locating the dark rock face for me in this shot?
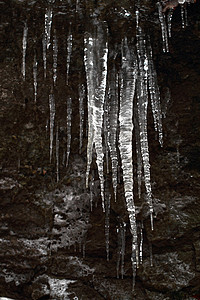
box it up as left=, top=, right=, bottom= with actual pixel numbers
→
left=0, top=0, right=200, bottom=299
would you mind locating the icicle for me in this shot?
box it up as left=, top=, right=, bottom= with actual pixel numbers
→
left=146, top=37, right=163, bottom=146
left=79, top=84, right=85, bottom=154
left=107, top=66, right=119, bottom=200
left=104, top=92, right=109, bottom=174
left=22, top=22, right=28, bottom=80
left=45, top=7, right=53, bottom=50
left=53, top=31, right=58, bottom=85
left=42, top=34, right=47, bottom=78
left=167, top=8, right=174, bottom=38
left=149, top=241, right=153, bottom=266
left=136, top=31, right=154, bottom=231
left=84, top=21, right=108, bottom=212
left=66, top=24, right=73, bottom=85
left=134, top=108, right=142, bottom=199
left=66, top=97, right=72, bottom=167
left=181, top=4, right=185, bottom=28
left=89, top=170, right=94, bottom=211
left=119, top=37, right=138, bottom=289
left=184, top=5, right=188, bottom=27
left=139, top=221, right=143, bottom=264
left=105, top=180, right=110, bottom=261
left=49, top=93, right=55, bottom=163
left=157, top=2, right=169, bottom=52
left=56, top=124, right=59, bottom=182
left=33, top=54, right=38, bottom=102
left=116, top=222, right=126, bottom=279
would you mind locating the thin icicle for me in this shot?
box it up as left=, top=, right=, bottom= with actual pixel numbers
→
left=45, top=7, right=53, bottom=50
left=149, top=241, right=153, bottom=266
left=146, top=37, right=163, bottom=146
left=107, top=66, right=119, bottom=200
left=22, top=22, right=28, bottom=80
left=119, top=37, right=138, bottom=289
left=53, top=31, right=58, bottom=85
left=56, top=124, right=59, bottom=182
left=105, top=181, right=110, bottom=261
left=33, top=54, right=38, bottom=102
left=66, top=24, right=73, bottom=85
left=104, top=92, right=109, bottom=174
left=167, top=8, right=174, bottom=38
left=157, top=2, right=169, bottom=52
left=139, top=221, right=143, bottom=264
left=42, top=34, right=47, bottom=78
left=181, top=4, right=185, bottom=28
left=184, top=5, right=188, bottom=27
left=84, top=21, right=108, bottom=212
left=89, top=170, right=94, bottom=211
left=79, top=84, right=85, bottom=154
left=49, top=93, right=56, bottom=163
left=66, top=97, right=72, bottom=167
left=136, top=31, right=154, bottom=231
left=116, top=222, right=126, bottom=279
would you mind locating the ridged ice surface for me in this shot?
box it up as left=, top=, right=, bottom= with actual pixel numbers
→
left=84, top=21, right=108, bottom=211
left=119, top=37, right=138, bottom=287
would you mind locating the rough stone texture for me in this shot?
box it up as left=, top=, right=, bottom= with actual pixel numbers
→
left=0, top=0, right=200, bottom=299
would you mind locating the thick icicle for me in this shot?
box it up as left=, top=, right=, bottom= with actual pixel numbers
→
left=22, top=22, right=28, bottom=80
left=146, top=37, right=163, bottom=146
left=134, top=108, right=142, bottom=199
left=66, top=97, right=72, bottom=167
left=33, top=54, right=38, bottom=102
left=107, top=65, right=119, bottom=200
left=136, top=31, right=154, bottom=231
left=167, top=8, right=174, bottom=38
left=79, top=84, right=85, bottom=154
left=84, top=21, right=108, bottom=211
left=42, top=34, right=47, bottom=78
left=119, top=37, right=138, bottom=288
left=157, top=2, right=169, bottom=52
left=53, top=31, right=58, bottom=85
left=66, top=25, right=73, bottom=85
left=45, top=7, right=53, bottom=50
left=49, top=93, right=56, bottom=163
left=116, top=222, right=126, bottom=279
left=56, top=124, right=59, bottom=182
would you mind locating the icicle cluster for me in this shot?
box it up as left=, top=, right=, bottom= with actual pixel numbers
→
left=84, top=20, right=108, bottom=212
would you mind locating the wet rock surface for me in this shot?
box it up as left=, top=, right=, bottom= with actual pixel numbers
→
left=0, top=0, right=200, bottom=299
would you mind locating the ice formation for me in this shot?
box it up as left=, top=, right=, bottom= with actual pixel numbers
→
left=22, top=22, right=28, bottom=80
left=84, top=20, right=108, bottom=211
left=49, top=93, right=56, bottom=163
